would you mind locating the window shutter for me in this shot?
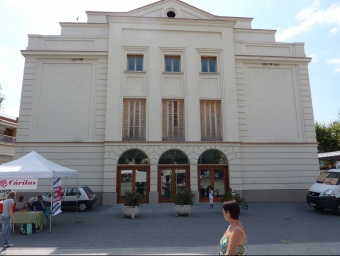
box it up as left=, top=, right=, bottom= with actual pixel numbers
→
left=162, top=100, right=184, bottom=141
left=123, top=99, right=146, bottom=141
left=200, top=100, right=222, bottom=141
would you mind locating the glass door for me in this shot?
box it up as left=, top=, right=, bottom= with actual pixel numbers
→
left=198, top=166, right=228, bottom=202
left=117, top=167, right=149, bottom=204
left=213, top=169, right=225, bottom=198
left=160, top=169, right=172, bottom=200
left=159, top=166, right=189, bottom=203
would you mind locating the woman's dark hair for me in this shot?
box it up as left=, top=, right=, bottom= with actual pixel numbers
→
left=222, top=199, right=240, bottom=219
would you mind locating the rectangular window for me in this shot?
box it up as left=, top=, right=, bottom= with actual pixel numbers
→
left=162, top=100, right=184, bottom=141
left=200, top=100, right=222, bottom=141
left=165, top=56, right=180, bottom=72
left=123, top=99, right=146, bottom=141
left=127, top=55, right=143, bottom=71
left=201, top=57, right=216, bottom=72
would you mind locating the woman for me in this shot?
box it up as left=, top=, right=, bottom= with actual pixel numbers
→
left=219, top=199, right=247, bottom=255
left=0, top=190, right=16, bottom=248
left=16, top=195, right=27, bottom=211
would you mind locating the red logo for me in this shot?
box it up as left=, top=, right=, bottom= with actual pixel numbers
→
left=0, top=180, right=8, bottom=188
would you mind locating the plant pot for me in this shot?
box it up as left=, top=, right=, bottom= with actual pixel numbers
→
left=122, top=205, right=140, bottom=219
left=174, top=204, right=192, bottom=216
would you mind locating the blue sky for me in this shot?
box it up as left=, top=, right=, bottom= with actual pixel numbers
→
left=0, top=0, right=339, bottom=124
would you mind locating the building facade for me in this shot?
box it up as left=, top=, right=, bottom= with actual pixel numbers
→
left=17, top=0, right=319, bottom=204
left=0, top=114, right=17, bottom=164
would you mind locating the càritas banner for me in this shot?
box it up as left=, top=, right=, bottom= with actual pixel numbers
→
left=0, top=179, right=38, bottom=190
left=52, top=177, right=62, bottom=216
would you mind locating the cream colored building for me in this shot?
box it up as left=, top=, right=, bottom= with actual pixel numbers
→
left=17, top=0, right=319, bottom=204
left=0, top=114, right=17, bottom=164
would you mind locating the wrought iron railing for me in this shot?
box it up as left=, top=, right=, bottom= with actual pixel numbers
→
left=0, top=134, right=16, bottom=144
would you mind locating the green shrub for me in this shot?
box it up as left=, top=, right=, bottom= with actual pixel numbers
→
left=173, top=187, right=196, bottom=205
left=123, top=191, right=145, bottom=206
left=221, top=189, right=243, bottom=205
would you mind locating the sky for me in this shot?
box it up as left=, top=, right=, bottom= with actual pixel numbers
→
left=0, top=0, right=339, bottom=124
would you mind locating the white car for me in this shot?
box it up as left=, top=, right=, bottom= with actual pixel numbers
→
left=306, top=168, right=340, bottom=215
left=29, top=186, right=97, bottom=212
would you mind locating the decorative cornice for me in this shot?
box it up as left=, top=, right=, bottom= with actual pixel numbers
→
left=235, top=55, right=312, bottom=63
left=21, top=50, right=108, bottom=58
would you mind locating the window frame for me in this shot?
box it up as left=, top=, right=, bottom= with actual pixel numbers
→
left=164, top=55, right=181, bottom=72
left=127, top=54, right=144, bottom=72
left=201, top=56, right=217, bottom=73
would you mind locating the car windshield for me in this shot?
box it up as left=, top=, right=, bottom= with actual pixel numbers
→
left=316, top=171, right=340, bottom=185
left=324, top=172, right=340, bottom=185
left=326, top=172, right=340, bottom=178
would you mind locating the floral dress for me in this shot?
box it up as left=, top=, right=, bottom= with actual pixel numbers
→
left=219, top=226, right=247, bottom=255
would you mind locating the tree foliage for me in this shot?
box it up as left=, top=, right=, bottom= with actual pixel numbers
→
left=315, top=110, right=340, bottom=153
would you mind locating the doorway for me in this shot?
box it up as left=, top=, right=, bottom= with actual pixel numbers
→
left=117, top=149, right=150, bottom=204
left=117, top=167, right=150, bottom=204
left=198, top=166, right=229, bottom=202
left=159, top=166, right=190, bottom=203
left=158, top=149, right=190, bottom=203
left=197, top=149, right=229, bottom=202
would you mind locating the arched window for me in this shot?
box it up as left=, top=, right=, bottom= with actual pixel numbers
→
left=159, top=149, right=189, bottom=165
left=118, top=149, right=149, bottom=165
left=197, top=149, right=227, bottom=164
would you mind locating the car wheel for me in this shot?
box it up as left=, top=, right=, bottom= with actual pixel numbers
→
left=314, top=206, right=323, bottom=211
left=334, top=203, right=340, bottom=215
left=78, top=202, right=88, bottom=212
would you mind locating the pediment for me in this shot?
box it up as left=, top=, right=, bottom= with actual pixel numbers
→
left=126, top=0, right=216, bottom=20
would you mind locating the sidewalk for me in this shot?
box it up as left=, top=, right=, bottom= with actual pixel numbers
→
left=3, top=243, right=340, bottom=255
left=2, top=203, right=340, bottom=255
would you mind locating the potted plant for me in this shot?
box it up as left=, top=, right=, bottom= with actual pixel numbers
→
left=122, top=191, right=144, bottom=219
left=172, top=187, right=196, bottom=216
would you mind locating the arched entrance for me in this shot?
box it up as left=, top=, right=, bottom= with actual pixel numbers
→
left=158, top=149, right=190, bottom=203
left=198, top=149, right=229, bottom=202
left=117, top=149, right=150, bottom=204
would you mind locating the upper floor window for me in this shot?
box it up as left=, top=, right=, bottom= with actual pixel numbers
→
left=162, top=100, right=184, bottom=141
left=128, top=55, right=143, bottom=71
left=201, top=57, right=216, bottom=73
left=123, top=99, right=146, bottom=141
left=165, top=56, right=180, bottom=72
left=200, top=100, right=222, bottom=141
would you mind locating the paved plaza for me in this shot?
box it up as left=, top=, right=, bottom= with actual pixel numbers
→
left=2, top=202, right=340, bottom=255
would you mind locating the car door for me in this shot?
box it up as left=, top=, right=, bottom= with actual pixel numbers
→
left=62, top=187, right=79, bottom=207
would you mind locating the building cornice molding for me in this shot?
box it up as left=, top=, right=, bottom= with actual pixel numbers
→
left=235, top=55, right=312, bottom=64
left=106, top=15, right=236, bottom=28
left=21, top=50, right=108, bottom=58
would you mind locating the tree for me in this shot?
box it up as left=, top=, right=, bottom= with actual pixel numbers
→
left=0, top=84, right=5, bottom=110
left=315, top=110, right=340, bottom=153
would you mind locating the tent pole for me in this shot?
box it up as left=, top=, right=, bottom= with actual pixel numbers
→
left=50, top=177, right=53, bottom=233
left=76, top=174, right=78, bottom=219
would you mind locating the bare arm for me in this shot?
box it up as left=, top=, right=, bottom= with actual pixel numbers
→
left=8, top=203, right=15, bottom=223
left=225, top=228, right=244, bottom=255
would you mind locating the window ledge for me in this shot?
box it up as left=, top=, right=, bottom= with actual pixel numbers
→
left=125, top=71, right=146, bottom=74
left=199, top=72, right=220, bottom=75
left=162, top=72, right=184, bottom=75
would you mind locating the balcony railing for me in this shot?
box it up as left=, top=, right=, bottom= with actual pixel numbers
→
left=0, top=134, right=16, bottom=145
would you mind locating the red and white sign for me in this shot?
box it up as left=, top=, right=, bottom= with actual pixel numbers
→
left=0, top=179, right=38, bottom=190
left=52, top=178, right=62, bottom=216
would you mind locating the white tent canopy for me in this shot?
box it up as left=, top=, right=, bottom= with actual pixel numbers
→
left=0, top=151, right=77, bottom=179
